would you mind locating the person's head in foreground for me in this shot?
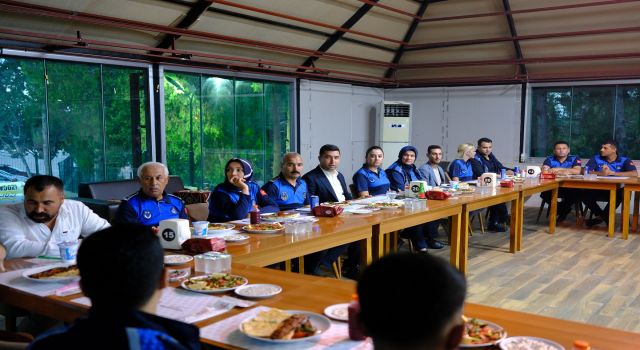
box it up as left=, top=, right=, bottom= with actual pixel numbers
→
left=357, top=253, right=467, bottom=350
left=78, top=224, right=165, bottom=313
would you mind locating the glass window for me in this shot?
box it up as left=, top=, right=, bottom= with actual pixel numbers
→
left=0, top=56, right=151, bottom=201
left=530, top=85, right=640, bottom=159
left=164, top=71, right=292, bottom=189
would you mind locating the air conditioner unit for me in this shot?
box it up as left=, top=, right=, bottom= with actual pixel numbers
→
left=376, top=101, right=412, bottom=169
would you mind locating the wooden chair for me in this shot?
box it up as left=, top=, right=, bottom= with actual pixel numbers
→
left=536, top=199, right=584, bottom=224
left=469, top=210, right=485, bottom=235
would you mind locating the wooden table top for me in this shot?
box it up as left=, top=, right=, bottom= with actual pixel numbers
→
left=3, top=260, right=639, bottom=350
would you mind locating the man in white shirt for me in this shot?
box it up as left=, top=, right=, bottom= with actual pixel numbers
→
left=0, top=175, right=110, bottom=265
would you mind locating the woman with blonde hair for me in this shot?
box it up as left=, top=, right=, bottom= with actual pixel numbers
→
left=449, top=143, right=476, bottom=181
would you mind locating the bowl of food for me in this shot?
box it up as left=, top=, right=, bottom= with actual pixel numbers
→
left=460, top=316, right=507, bottom=347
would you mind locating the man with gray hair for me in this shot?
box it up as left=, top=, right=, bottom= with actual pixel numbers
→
left=113, top=162, right=187, bottom=227
left=262, top=153, right=308, bottom=210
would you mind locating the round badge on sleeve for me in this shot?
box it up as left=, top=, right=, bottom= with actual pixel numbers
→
left=171, top=207, right=178, bottom=214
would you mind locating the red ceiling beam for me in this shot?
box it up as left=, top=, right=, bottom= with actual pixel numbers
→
left=420, top=0, right=640, bottom=23
left=356, top=0, right=422, bottom=19
left=211, top=0, right=406, bottom=45
left=405, top=25, right=640, bottom=50
left=0, top=27, right=389, bottom=83
left=0, top=0, right=392, bottom=67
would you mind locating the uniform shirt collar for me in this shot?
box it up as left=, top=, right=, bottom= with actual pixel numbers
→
left=138, top=189, right=171, bottom=203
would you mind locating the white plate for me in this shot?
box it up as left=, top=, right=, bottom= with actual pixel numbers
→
left=499, top=336, right=564, bottom=350
left=22, top=263, right=80, bottom=283
left=350, top=209, right=373, bottom=215
left=460, top=318, right=507, bottom=348
left=295, top=207, right=312, bottom=213
left=164, top=254, right=194, bottom=266
left=261, top=212, right=300, bottom=222
left=207, top=223, right=236, bottom=233
left=168, top=269, right=190, bottom=282
left=181, top=274, right=248, bottom=294
left=239, top=310, right=331, bottom=343
left=242, top=224, right=284, bottom=234
left=323, top=303, right=349, bottom=321
left=222, top=234, right=250, bottom=242
left=235, top=284, right=282, bottom=298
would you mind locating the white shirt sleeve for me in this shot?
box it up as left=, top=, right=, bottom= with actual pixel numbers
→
left=76, top=201, right=111, bottom=237
left=0, top=204, right=49, bottom=259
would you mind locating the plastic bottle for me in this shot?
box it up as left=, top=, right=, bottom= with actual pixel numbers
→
left=572, top=339, right=591, bottom=350
left=249, top=204, right=260, bottom=224
left=348, top=294, right=366, bottom=341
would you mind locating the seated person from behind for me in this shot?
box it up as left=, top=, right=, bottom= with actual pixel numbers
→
left=262, top=152, right=308, bottom=210
left=449, top=143, right=476, bottom=182
left=357, top=253, right=467, bottom=350
left=583, top=139, right=637, bottom=227
left=0, top=175, right=109, bottom=262
left=540, top=141, right=582, bottom=222
left=28, top=224, right=200, bottom=350
left=114, top=162, right=187, bottom=227
left=352, top=146, right=390, bottom=198
left=208, top=158, right=278, bottom=222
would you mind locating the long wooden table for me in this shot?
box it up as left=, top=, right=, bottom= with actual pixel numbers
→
left=2, top=261, right=639, bottom=349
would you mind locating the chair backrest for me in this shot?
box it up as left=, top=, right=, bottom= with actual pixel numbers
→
left=349, top=183, right=358, bottom=198
left=440, top=161, right=451, bottom=175
left=78, top=176, right=184, bottom=200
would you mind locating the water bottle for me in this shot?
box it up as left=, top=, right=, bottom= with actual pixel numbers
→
left=348, top=294, right=366, bottom=341
left=500, top=168, right=506, bottom=179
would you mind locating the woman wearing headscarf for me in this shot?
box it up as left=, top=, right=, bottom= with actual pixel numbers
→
left=207, top=158, right=278, bottom=222
left=384, top=146, right=440, bottom=252
left=385, top=145, right=424, bottom=192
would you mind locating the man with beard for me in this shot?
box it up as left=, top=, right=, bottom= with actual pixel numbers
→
left=262, top=152, right=308, bottom=210
left=0, top=175, right=110, bottom=262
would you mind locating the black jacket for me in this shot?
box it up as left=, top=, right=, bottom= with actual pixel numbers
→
left=302, top=165, right=353, bottom=203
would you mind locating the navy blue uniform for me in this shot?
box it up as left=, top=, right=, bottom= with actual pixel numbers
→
left=385, top=161, right=423, bottom=192
left=582, top=155, right=637, bottom=221
left=114, top=191, right=187, bottom=227
left=352, top=167, right=390, bottom=196
left=540, top=155, right=582, bottom=219
left=261, top=175, right=308, bottom=211
left=585, top=155, right=636, bottom=173
left=543, top=155, right=582, bottom=169
left=449, top=159, right=475, bottom=181
left=207, top=181, right=278, bottom=222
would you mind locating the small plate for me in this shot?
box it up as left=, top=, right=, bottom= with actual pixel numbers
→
left=181, top=274, right=248, bottom=294
left=261, top=212, right=300, bottom=222
left=235, top=284, right=282, bottom=298
left=499, top=336, right=564, bottom=350
left=222, top=234, right=250, bottom=242
left=323, top=303, right=349, bottom=321
left=242, top=224, right=284, bottom=234
left=207, top=223, right=236, bottom=233
left=22, top=263, right=79, bottom=283
left=168, top=269, right=190, bottom=282
left=460, top=318, right=507, bottom=348
left=295, top=207, right=312, bottom=213
left=239, top=310, right=331, bottom=343
left=350, top=209, right=373, bottom=215
left=164, top=254, right=194, bottom=266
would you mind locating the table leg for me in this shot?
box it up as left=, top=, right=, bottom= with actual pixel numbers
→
left=510, top=198, right=518, bottom=253
left=458, top=206, right=470, bottom=275
left=372, top=225, right=384, bottom=260
left=633, top=191, right=639, bottom=232
left=298, top=257, right=304, bottom=274
left=622, top=188, right=631, bottom=240
left=360, top=236, right=372, bottom=266
left=284, top=260, right=292, bottom=272
left=608, top=188, right=616, bottom=238
left=449, top=212, right=461, bottom=271
left=390, top=231, right=398, bottom=252
left=549, top=187, right=558, bottom=234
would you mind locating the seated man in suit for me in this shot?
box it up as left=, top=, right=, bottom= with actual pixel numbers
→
left=357, top=253, right=467, bottom=350
left=29, top=224, right=200, bottom=349
left=262, top=152, right=308, bottom=211
left=417, top=145, right=450, bottom=249
left=471, top=137, right=511, bottom=232
left=583, top=139, right=638, bottom=227
left=540, top=141, right=582, bottom=222
left=113, top=162, right=187, bottom=227
left=0, top=175, right=110, bottom=261
left=302, top=144, right=358, bottom=278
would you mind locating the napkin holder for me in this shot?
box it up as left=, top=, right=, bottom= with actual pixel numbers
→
left=406, top=180, right=428, bottom=198
left=478, top=173, right=497, bottom=187
left=158, top=219, right=191, bottom=250
left=526, top=166, right=541, bottom=178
